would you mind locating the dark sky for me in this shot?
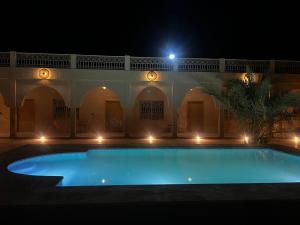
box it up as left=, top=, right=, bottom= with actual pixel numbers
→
left=1, top=0, right=299, bottom=59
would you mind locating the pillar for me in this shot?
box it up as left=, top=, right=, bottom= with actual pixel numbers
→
left=9, top=79, right=16, bottom=137
left=9, top=52, right=17, bottom=137
left=124, top=107, right=130, bottom=138
left=70, top=107, right=77, bottom=137
left=219, top=58, right=225, bottom=73
left=218, top=105, right=224, bottom=138
left=125, top=55, right=130, bottom=71
left=70, top=54, right=77, bottom=69
left=172, top=108, right=178, bottom=138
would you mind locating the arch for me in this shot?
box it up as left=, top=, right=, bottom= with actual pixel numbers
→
left=17, top=86, right=70, bottom=137
left=74, top=82, right=126, bottom=109
left=177, top=87, right=219, bottom=137
left=18, top=84, right=69, bottom=108
left=0, top=92, right=10, bottom=137
left=130, top=86, right=172, bottom=136
left=77, top=87, right=124, bottom=135
left=278, top=88, right=300, bottom=138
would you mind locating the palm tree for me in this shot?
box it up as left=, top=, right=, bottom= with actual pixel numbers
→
left=199, top=72, right=300, bottom=144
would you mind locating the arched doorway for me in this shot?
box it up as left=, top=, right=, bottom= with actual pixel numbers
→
left=272, top=89, right=300, bottom=138
left=17, top=86, right=70, bottom=137
left=0, top=93, right=10, bottom=137
left=178, top=87, right=219, bottom=137
left=77, top=87, right=123, bottom=136
left=130, top=86, right=172, bottom=137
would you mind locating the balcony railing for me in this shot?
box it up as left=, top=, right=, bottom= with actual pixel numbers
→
left=16, top=53, right=70, bottom=68
left=77, top=55, right=125, bottom=70
left=130, top=57, right=173, bottom=71
left=0, top=52, right=10, bottom=67
left=178, top=58, right=219, bottom=72
left=275, top=61, right=300, bottom=74
left=0, top=51, right=300, bottom=74
left=225, top=59, right=270, bottom=73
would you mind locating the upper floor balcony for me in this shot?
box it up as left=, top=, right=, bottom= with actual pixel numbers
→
left=1, top=51, right=300, bottom=74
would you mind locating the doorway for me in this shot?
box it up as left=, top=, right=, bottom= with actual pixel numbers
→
left=105, top=101, right=123, bottom=132
left=187, top=101, right=204, bottom=132
left=18, top=99, right=35, bottom=132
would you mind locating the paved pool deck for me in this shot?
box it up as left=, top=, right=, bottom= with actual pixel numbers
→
left=0, top=137, right=298, bottom=154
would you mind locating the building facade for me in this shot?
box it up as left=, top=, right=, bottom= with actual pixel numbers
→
left=0, top=52, right=300, bottom=138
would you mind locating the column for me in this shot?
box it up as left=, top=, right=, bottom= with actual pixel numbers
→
left=218, top=105, right=224, bottom=138
left=124, top=112, right=130, bottom=138
left=9, top=51, right=17, bottom=137
left=70, top=54, right=77, bottom=69
left=70, top=107, right=77, bottom=137
left=125, top=55, right=130, bottom=71
left=219, top=58, right=225, bottom=73
left=172, top=108, right=178, bottom=138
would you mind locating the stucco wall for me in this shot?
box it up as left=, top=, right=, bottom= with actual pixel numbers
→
left=178, top=89, right=219, bottom=136
left=130, top=86, right=172, bottom=136
left=0, top=94, right=10, bottom=136
left=19, top=86, right=70, bottom=136
left=78, top=88, right=121, bottom=133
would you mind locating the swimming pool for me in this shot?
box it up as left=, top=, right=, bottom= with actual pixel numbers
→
left=7, top=148, right=300, bottom=187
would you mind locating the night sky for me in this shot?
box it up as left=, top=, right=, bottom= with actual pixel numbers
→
left=1, top=0, right=299, bottom=60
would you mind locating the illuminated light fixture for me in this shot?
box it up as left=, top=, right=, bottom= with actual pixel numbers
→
left=101, top=86, right=107, bottom=90
left=242, top=74, right=249, bottom=85
left=187, top=177, right=193, bottom=182
left=39, top=136, right=46, bottom=142
left=148, top=135, right=154, bottom=143
left=101, top=178, right=106, bottom=184
left=169, top=53, right=175, bottom=60
left=294, top=136, right=298, bottom=143
left=97, top=136, right=103, bottom=143
left=147, top=71, right=158, bottom=81
left=244, top=136, right=249, bottom=144
left=39, top=68, right=50, bottom=79
left=190, top=89, right=193, bottom=91
left=196, top=136, right=201, bottom=143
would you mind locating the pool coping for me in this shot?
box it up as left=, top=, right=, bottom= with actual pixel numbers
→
left=1, top=143, right=300, bottom=207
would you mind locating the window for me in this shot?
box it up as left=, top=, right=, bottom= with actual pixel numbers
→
left=140, top=101, right=164, bottom=120
left=53, top=99, right=70, bottom=119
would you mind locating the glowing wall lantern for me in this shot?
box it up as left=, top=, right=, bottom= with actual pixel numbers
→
left=147, top=71, right=158, bottom=81
left=39, top=68, right=50, bottom=79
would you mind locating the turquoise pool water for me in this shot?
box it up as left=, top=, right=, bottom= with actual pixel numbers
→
left=7, top=148, right=300, bottom=187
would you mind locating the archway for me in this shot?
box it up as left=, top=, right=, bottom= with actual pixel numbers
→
left=17, top=86, right=70, bottom=137
left=130, top=86, right=172, bottom=137
left=272, top=89, right=300, bottom=138
left=0, top=93, right=10, bottom=137
left=77, top=87, right=123, bottom=136
left=177, top=87, right=219, bottom=137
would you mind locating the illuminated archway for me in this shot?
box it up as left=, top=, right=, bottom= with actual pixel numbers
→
left=0, top=93, right=10, bottom=137
left=130, top=86, right=172, bottom=136
left=78, top=87, right=123, bottom=136
left=177, top=87, right=219, bottom=137
left=17, top=86, right=70, bottom=137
